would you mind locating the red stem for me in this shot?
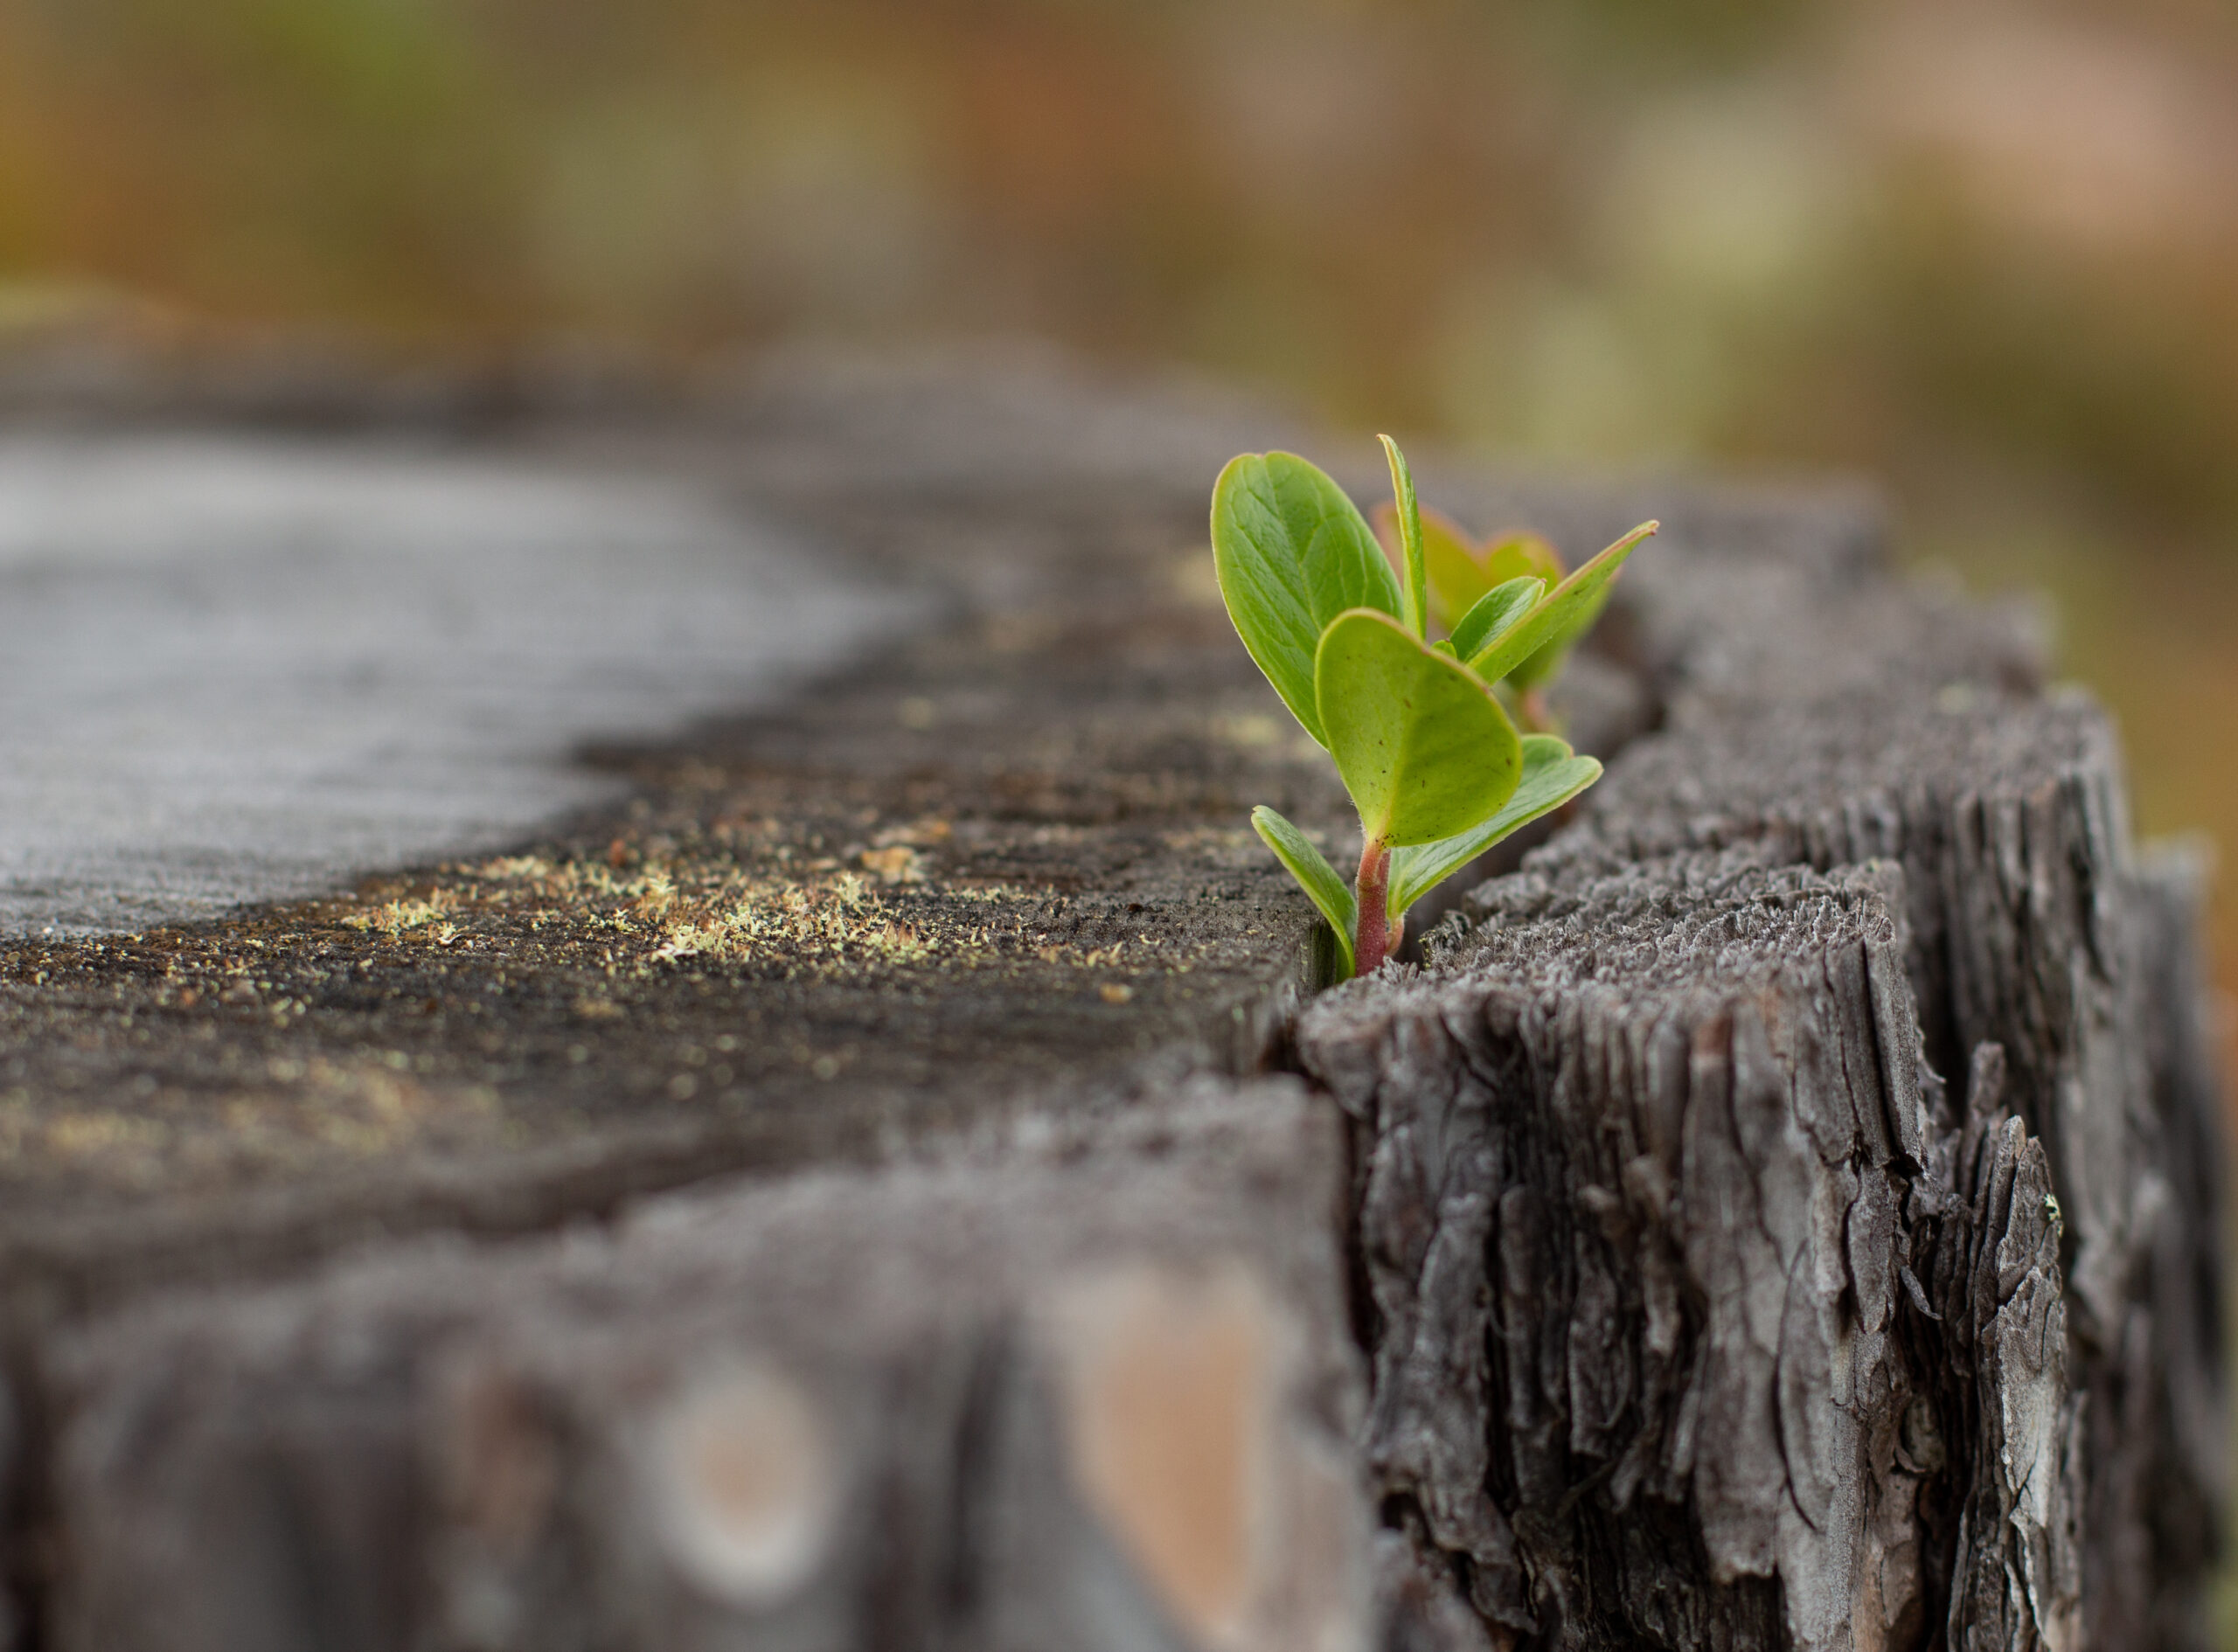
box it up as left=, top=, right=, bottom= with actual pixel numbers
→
left=1353, top=838, right=1396, bottom=975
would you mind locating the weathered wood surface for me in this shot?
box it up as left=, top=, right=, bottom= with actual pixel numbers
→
left=41, top=1083, right=1368, bottom=1652
left=0, top=340, right=2220, bottom=1649
left=1303, top=513, right=2225, bottom=1649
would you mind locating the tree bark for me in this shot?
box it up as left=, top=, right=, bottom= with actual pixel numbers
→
left=1301, top=514, right=2225, bottom=1651
left=39, top=1085, right=1371, bottom=1652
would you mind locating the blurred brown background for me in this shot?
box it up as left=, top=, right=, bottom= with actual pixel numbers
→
left=2, top=0, right=2233, bottom=1057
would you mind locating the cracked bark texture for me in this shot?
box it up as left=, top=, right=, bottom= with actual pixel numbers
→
left=1299, top=519, right=2224, bottom=1651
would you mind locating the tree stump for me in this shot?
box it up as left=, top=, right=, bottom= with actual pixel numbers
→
left=0, top=341, right=2221, bottom=1649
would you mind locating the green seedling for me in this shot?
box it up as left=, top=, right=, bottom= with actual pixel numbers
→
left=1371, top=502, right=1652, bottom=730
left=1213, top=437, right=1654, bottom=978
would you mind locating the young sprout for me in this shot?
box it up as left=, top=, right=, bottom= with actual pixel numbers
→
left=1211, top=437, right=1654, bottom=979
left=1372, top=503, right=1630, bottom=731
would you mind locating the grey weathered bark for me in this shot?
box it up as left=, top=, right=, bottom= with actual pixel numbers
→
left=1301, top=507, right=2225, bottom=1650
left=0, top=343, right=2220, bottom=1649
left=39, top=1085, right=1371, bottom=1652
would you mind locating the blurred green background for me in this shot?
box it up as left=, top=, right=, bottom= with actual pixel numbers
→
left=3, top=0, right=2235, bottom=1050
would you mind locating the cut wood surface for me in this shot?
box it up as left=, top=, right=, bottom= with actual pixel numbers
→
left=0, top=340, right=2221, bottom=1649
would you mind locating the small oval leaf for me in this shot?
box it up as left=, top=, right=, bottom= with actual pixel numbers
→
left=1373, top=503, right=1491, bottom=633
left=1250, top=806, right=1357, bottom=977
left=1468, top=521, right=1657, bottom=686
left=1479, top=531, right=1564, bottom=592
left=1448, top=575, right=1546, bottom=663
left=1315, top=609, right=1523, bottom=847
left=1387, top=735, right=1602, bottom=916
left=1213, top=453, right=1405, bottom=746
left=1478, top=535, right=1570, bottom=688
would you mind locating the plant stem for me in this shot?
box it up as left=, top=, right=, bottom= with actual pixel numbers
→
left=1353, top=837, right=1395, bottom=975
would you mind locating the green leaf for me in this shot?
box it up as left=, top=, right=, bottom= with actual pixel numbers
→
left=1250, top=805, right=1356, bottom=977
left=1447, top=574, right=1546, bottom=663
left=1315, top=609, right=1523, bottom=847
left=1479, top=531, right=1565, bottom=591
left=1467, top=521, right=1658, bottom=687
left=1419, top=506, right=1494, bottom=628
left=1375, top=503, right=1493, bottom=629
left=1387, top=735, right=1602, bottom=915
left=1213, top=453, right=1406, bottom=746
left=1378, top=434, right=1428, bottom=639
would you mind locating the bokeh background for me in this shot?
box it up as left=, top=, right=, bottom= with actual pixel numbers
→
left=2, top=0, right=2233, bottom=1048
